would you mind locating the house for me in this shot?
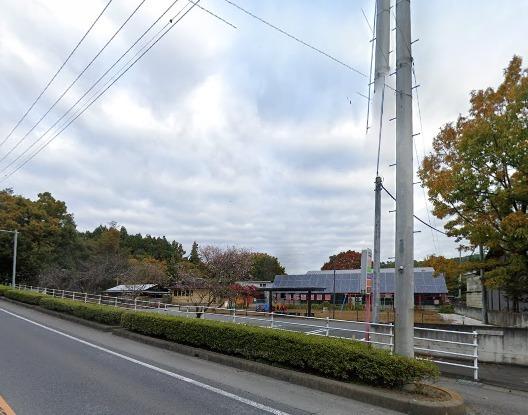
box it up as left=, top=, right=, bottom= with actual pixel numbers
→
left=104, top=284, right=169, bottom=298
left=170, top=279, right=212, bottom=304
left=272, top=267, right=448, bottom=307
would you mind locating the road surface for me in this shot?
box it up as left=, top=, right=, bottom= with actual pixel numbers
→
left=0, top=300, right=399, bottom=415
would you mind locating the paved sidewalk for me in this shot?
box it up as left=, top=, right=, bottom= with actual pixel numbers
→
left=441, top=361, right=528, bottom=392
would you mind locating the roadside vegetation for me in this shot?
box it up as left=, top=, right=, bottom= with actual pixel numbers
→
left=0, top=286, right=438, bottom=388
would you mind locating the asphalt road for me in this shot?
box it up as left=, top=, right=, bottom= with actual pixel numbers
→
left=0, top=300, right=400, bottom=415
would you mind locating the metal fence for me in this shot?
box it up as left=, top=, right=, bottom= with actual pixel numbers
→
left=7, top=284, right=478, bottom=379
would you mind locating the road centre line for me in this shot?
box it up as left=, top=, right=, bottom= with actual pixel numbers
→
left=0, top=307, right=291, bottom=415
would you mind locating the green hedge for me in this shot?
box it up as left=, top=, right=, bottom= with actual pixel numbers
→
left=121, top=312, right=439, bottom=388
left=39, top=297, right=124, bottom=326
left=4, top=289, right=44, bottom=304
left=0, top=285, right=10, bottom=296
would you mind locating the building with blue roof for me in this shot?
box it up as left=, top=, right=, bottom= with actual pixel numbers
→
left=271, top=267, right=448, bottom=306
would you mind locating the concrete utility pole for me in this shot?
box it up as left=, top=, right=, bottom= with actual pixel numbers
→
left=372, top=0, right=391, bottom=324
left=394, top=0, right=414, bottom=357
left=12, top=229, right=18, bottom=287
left=479, top=245, right=488, bottom=324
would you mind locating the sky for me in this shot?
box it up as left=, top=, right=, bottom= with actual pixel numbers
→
left=1, top=0, right=528, bottom=273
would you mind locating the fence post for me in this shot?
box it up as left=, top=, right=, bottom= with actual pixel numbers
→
left=270, top=312, right=274, bottom=328
left=473, top=331, right=479, bottom=381
left=62, top=290, right=65, bottom=299
left=114, top=297, right=118, bottom=307
left=232, top=308, right=236, bottom=323
left=98, top=295, right=102, bottom=305
left=43, top=287, right=47, bottom=295
left=51, top=288, right=55, bottom=297
left=84, top=293, right=88, bottom=303
left=389, top=324, right=394, bottom=354
left=325, top=316, right=330, bottom=336
left=72, top=292, right=75, bottom=301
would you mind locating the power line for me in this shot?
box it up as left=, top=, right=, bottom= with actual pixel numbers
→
left=381, top=184, right=447, bottom=235
left=0, top=0, right=184, bottom=176
left=0, top=0, right=113, bottom=149
left=223, top=0, right=368, bottom=78
left=0, top=0, right=147, bottom=166
left=0, top=1, right=201, bottom=183
left=189, top=0, right=237, bottom=29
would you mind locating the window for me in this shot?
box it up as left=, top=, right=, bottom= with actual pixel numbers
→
left=175, top=290, right=194, bottom=297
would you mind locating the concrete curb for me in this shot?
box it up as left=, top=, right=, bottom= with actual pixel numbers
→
left=113, top=328, right=466, bottom=415
left=0, top=296, right=466, bottom=414
left=0, top=297, right=119, bottom=332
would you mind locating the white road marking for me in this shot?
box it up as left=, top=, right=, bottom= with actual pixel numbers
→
left=0, top=307, right=291, bottom=415
left=306, top=328, right=326, bottom=335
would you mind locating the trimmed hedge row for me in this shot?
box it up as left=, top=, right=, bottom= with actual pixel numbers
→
left=39, top=296, right=125, bottom=326
left=3, top=287, right=439, bottom=388
left=4, top=288, right=44, bottom=304
left=121, top=312, right=439, bottom=388
left=0, top=284, right=10, bottom=296
left=2, top=288, right=124, bottom=326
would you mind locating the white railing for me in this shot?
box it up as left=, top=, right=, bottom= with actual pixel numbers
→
left=414, top=326, right=479, bottom=380
left=7, top=284, right=478, bottom=379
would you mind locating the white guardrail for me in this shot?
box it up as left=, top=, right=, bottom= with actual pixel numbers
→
left=8, top=284, right=478, bottom=380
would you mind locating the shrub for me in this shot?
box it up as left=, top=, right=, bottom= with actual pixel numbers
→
left=5, top=289, right=44, bottom=305
left=0, top=285, right=11, bottom=296
left=39, top=297, right=125, bottom=326
left=121, top=312, right=438, bottom=388
left=438, top=304, right=455, bottom=313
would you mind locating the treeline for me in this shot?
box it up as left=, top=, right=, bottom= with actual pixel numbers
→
left=0, top=189, right=285, bottom=292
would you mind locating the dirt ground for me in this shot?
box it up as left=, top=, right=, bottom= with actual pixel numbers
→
left=286, top=307, right=446, bottom=324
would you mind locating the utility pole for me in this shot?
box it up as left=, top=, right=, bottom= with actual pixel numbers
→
left=12, top=230, right=18, bottom=287
left=372, top=0, right=391, bottom=324
left=458, top=246, right=462, bottom=299
left=479, top=245, right=488, bottom=324
left=394, top=0, right=414, bottom=357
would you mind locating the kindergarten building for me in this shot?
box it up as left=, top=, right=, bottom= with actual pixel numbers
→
left=271, top=267, right=448, bottom=307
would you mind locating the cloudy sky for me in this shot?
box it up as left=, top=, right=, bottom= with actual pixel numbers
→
left=1, top=0, right=528, bottom=273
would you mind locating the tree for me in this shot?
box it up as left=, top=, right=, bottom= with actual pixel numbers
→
left=321, top=250, right=362, bottom=270
left=0, top=189, right=80, bottom=284
left=189, top=241, right=200, bottom=264
left=419, top=255, right=464, bottom=294
left=419, top=56, right=528, bottom=310
left=250, top=253, right=285, bottom=280
left=199, top=245, right=253, bottom=304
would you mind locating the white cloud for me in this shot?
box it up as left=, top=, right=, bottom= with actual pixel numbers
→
left=1, top=0, right=527, bottom=273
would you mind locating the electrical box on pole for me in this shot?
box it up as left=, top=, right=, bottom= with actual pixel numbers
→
left=394, top=0, right=415, bottom=357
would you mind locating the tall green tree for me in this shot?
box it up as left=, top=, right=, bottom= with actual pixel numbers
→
left=0, top=189, right=80, bottom=284
left=419, top=56, right=528, bottom=310
left=189, top=241, right=200, bottom=264
left=250, top=253, right=285, bottom=280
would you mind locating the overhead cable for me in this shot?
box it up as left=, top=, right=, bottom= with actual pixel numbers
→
left=0, top=0, right=114, bottom=148
left=381, top=184, right=447, bottom=235
left=0, top=0, right=147, bottom=166
left=1, top=1, right=201, bottom=183
left=223, top=0, right=368, bottom=78
left=0, top=0, right=183, bottom=176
